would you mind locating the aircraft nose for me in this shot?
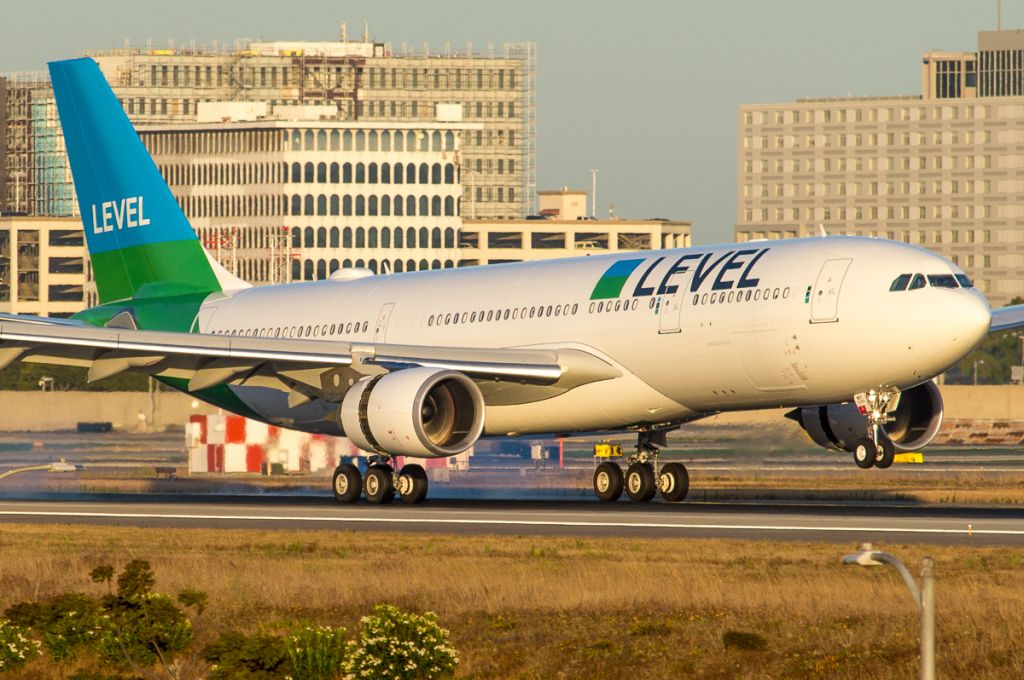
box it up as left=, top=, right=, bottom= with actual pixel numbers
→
left=955, top=289, right=992, bottom=349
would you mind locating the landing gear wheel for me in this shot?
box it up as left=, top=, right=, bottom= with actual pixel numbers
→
left=658, top=462, right=689, bottom=503
left=626, top=462, right=657, bottom=502
left=593, top=462, right=624, bottom=502
left=874, top=437, right=896, bottom=469
left=364, top=465, right=396, bottom=504
left=332, top=463, right=362, bottom=504
left=398, top=464, right=429, bottom=504
left=853, top=439, right=877, bottom=469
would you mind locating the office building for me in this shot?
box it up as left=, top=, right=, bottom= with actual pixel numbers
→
left=737, top=29, right=1024, bottom=305
left=2, top=33, right=535, bottom=221
left=0, top=216, right=84, bottom=317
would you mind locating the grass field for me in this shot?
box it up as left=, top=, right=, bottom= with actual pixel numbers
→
left=0, top=524, right=1021, bottom=678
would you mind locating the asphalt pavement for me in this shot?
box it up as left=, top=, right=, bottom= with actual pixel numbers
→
left=0, top=493, right=1021, bottom=545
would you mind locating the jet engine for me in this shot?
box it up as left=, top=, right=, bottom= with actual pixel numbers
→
left=339, top=367, right=485, bottom=458
left=787, top=381, right=943, bottom=453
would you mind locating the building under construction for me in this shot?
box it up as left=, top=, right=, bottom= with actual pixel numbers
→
left=1, top=28, right=536, bottom=221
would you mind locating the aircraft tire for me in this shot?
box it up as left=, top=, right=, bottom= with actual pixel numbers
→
left=853, top=439, right=877, bottom=469
left=874, top=438, right=896, bottom=469
left=364, top=465, right=396, bottom=504
left=593, top=462, right=624, bottom=502
left=332, top=463, right=362, bottom=504
left=658, top=462, right=689, bottom=503
left=398, top=464, right=429, bottom=504
left=626, top=462, right=657, bottom=502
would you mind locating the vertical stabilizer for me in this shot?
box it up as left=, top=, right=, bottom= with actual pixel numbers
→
left=48, top=58, right=247, bottom=303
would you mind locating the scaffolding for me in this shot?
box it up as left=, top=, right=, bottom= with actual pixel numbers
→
left=4, top=36, right=538, bottom=222
left=507, top=42, right=537, bottom=216
left=2, top=71, right=48, bottom=215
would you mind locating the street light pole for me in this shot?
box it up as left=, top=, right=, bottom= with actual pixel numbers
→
left=842, top=543, right=935, bottom=680
left=590, top=168, right=598, bottom=218
left=920, top=557, right=935, bottom=680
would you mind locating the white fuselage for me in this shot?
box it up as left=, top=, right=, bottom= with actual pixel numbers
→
left=195, top=236, right=992, bottom=437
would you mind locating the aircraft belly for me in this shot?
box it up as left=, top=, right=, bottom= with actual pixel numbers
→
left=225, top=384, right=342, bottom=435
left=483, top=373, right=694, bottom=435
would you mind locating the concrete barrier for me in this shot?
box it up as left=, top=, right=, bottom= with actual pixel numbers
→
left=0, top=390, right=220, bottom=432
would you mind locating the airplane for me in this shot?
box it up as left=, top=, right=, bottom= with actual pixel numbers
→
left=1, top=57, right=1019, bottom=506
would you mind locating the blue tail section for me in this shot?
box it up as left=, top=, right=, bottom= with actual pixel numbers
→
left=49, top=58, right=241, bottom=303
left=49, top=58, right=198, bottom=255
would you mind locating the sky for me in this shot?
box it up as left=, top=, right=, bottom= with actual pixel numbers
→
left=0, top=0, right=1017, bottom=244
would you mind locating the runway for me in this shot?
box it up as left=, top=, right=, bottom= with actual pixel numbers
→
left=1, top=494, right=1022, bottom=545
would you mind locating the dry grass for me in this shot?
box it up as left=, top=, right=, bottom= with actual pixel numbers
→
left=0, top=525, right=1022, bottom=678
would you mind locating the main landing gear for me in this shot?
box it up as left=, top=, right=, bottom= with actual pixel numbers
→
left=851, top=388, right=897, bottom=470
left=332, top=456, right=429, bottom=505
left=593, top=429, right=689, bottom=503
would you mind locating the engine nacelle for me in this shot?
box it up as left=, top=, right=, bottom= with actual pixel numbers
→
left=339, top=367, right=485, bottom=458
left=788, top=381, right=943, bottom=453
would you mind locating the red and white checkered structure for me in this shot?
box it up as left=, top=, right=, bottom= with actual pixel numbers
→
left=187, top=414, right=473, bottom=474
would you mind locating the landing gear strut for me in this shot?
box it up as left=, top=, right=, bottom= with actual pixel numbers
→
left=852, top=388, right=899, bottom=470
left=591, top=428, right=688, bottom=503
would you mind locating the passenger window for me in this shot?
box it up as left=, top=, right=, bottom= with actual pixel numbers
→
left=909, top=274, right=926, bottom=291
left=890, top=274, right=912, bottom=292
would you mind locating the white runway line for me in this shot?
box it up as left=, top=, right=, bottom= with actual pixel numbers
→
left=0, top=509, right=1022, bottom=536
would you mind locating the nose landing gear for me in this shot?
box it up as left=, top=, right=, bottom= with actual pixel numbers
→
left=592, top=428, right=688, bottom=503
left=851, top=388, right=899, bottom=469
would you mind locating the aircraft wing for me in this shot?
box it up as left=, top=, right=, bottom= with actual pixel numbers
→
left=0, top=314, right=619, bottom=405
left=989, top=304, right=1024, bottom=333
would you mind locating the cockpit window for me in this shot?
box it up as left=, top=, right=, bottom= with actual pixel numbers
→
left=908, top=274, right=927, bottom=291
left=927, top=274, right=959, bottom=289
left=890, top=274, right=912, bottom=292
left=955, top=274, right=973, bottom=288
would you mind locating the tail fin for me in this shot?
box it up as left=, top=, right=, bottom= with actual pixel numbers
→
left=48, top=58, right=246, bottom=304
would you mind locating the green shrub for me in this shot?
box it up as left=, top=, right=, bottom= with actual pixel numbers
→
left=285, top=625, right=351, bottom=680
left=202, top=630, right=291, bottom=679
left=4, top=593, right=101, bottom=662
left=0, top=618, right=41, bottom=672
left=3, top=561, right=197, bottom=670
left=346, top=605, right=457, bottom=680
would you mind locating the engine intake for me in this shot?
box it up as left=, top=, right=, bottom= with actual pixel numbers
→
left=339, top=367, right=485, bottom=458
left=787, top=381, right=943, bottom=453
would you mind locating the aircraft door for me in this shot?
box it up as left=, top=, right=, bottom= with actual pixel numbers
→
left=374, top=303, right=395, bottom=343
left=810, top=258, right=852, bottom=323
left=658, top=290, right=684, bottom=334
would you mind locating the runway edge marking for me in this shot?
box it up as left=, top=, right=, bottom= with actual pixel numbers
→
left=0, top=510, right=1022, bottom=536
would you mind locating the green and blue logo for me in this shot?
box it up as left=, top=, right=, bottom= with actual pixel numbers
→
left=590, top=259, right=645, bottom=299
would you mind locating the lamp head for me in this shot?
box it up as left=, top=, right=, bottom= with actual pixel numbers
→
left=841, top=542, right=883, bottom=567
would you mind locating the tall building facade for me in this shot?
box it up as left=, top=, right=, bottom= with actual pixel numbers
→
left=736, top=29, right=1024, bottom=306
left=137, top=109, right=474, bottom=295
left=2, top=36, right=535, bottom=221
